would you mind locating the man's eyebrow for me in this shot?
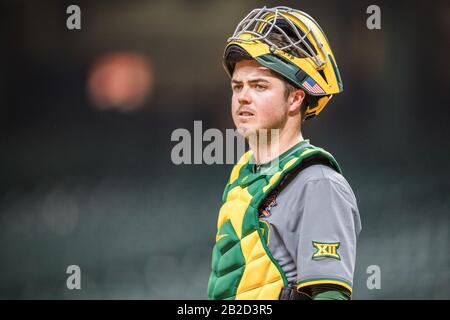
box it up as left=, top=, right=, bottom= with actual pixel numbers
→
left=231, top=78, right=270, bottom=84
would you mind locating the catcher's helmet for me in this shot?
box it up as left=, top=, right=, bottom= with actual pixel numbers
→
left=223, top=6, right=343, bottom=120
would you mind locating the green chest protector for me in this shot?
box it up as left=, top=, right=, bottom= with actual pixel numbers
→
left=207, top=141, right=341, bottom=300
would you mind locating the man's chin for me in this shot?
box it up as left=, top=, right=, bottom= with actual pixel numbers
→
left=237, top=126, right=257, bottom=138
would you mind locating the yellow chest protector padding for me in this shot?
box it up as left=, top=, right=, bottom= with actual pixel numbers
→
left=207, top=143, right=341, bottom=300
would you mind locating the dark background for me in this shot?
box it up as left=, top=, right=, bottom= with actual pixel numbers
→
left=0, top=0, right=449, bottom=299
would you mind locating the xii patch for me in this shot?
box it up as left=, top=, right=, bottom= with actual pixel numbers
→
left=312, top=241, right=341, bottom=260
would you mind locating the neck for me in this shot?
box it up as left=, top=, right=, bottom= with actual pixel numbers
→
left=248, top=126, right=304, bottom=165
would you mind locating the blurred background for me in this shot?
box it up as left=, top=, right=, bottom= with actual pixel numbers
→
left=0, top=0, right=449, bottom=299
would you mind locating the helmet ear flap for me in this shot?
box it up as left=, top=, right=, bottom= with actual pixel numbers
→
left=303, top=95, right=318, bottom=121
left=304, top=95, right=332, bottom=120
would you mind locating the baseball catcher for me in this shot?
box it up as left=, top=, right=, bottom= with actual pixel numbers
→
left=207, top=6, right=362, bottom=300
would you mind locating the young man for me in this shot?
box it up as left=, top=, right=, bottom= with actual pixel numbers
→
left=207, top=6, right=361, bottom=300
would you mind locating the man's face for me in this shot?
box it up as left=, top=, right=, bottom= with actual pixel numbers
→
left=231, top=60, right=291, bottom=137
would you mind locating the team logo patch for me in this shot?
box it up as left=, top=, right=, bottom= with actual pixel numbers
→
left=312, top=241, right=341, bottom=260
left=259, top=190, right=278, bottom=218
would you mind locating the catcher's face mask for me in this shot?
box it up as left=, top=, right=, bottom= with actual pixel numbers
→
left=224, top=6, right=343, bottom=120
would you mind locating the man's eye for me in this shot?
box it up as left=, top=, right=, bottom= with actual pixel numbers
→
left=255, top=84, right=267, bottom=90
left=232, top=85, right=242, bottom=91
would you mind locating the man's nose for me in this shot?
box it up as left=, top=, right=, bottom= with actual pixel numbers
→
left=237, top=87, right=251, bottom=105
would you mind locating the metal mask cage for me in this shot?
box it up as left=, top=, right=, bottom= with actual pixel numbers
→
left=228, top=6, right=327, bottom=68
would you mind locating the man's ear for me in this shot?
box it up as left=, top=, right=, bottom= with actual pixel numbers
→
left=289, top=89, right=306, bottom=113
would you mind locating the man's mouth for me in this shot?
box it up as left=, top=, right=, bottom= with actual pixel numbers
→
left=238, top=110, right=255, bottom=117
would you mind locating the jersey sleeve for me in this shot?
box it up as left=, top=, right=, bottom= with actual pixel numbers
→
left=295, top=176, right=361, bottom=294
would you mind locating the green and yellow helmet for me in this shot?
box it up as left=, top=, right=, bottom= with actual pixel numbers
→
left=223, top=6, right=343, bottom=120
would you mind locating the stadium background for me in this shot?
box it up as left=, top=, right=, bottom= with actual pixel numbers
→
left=0, top=0, right=449, bottom=299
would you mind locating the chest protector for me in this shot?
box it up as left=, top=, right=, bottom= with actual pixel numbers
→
left=207, top=142, right=341, bottom=300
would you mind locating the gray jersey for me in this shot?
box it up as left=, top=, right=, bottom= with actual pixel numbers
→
left=259, top=164, right=361, bottom=290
